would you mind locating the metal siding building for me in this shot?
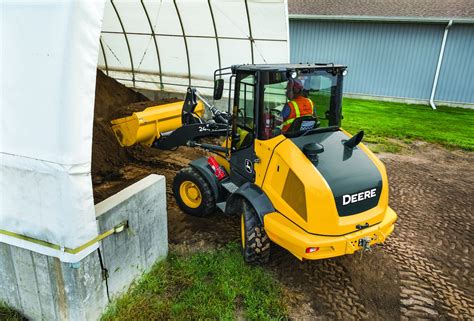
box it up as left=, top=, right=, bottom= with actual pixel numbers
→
left=289, top=19, right=474, bottom=105
left=436, top=25, right=474, bottom=103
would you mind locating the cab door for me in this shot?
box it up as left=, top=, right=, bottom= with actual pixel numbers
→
left=229, top=73, right=257, bottom=185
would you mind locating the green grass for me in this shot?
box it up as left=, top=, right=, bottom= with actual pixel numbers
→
left=341, top=98, right=474, bottom=152
left=102, top=243, right=287, bottom=321
left=0, top=302, right=24, bottom=321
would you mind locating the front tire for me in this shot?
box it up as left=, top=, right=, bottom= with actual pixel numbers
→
left=241, top=200, right=270, bottom=264
left=173, top=166, right=216, bottom=216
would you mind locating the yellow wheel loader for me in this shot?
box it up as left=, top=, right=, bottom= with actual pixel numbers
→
left=111, top=64, right=397, bottom=264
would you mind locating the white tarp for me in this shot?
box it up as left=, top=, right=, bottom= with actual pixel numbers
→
left=0, top=0, right=289, bottom=263
left=98, top=0, right=290, bottom=94
left=0, top=0, right=106, bottom=262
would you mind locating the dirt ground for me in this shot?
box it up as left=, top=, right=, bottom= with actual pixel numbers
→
left=92, top=72, right=473, bottom=320
left=266, top=143, right=474, bottom=320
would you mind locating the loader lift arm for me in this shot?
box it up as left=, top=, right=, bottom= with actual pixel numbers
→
left=153, top=87, right=230, bottom=152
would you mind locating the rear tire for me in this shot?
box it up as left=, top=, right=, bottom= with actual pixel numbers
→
left=173, top=166, right=216, bottom=217
left=241, top=200, right=270, bottom=264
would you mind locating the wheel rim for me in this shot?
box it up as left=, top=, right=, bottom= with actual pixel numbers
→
left=179, top=180, right=202, bottom=208
left=241, top=214, right=245, bottom=248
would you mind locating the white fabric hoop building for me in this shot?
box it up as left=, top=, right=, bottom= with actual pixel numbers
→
left=99, top=0, right=289, bottom=93
left=0, top=0, right=289, bottom=262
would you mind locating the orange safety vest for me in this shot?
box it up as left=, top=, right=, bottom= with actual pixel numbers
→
left=282, top=96, right=314, bottom=132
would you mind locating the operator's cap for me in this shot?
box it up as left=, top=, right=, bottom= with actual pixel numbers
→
left=288, top=78, right=303, bottom=92
left=292, top=79, right=303, bottom=91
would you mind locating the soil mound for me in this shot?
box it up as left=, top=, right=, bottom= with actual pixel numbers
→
left=94, top=70, right=148, bottom=119
left=91, top=70, right=179, bottom=188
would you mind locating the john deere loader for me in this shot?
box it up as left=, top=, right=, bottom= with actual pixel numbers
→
left=111, top=64, right=397, bottom=264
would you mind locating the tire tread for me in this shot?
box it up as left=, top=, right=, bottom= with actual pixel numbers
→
left=242, top=200, right=270, bottom=264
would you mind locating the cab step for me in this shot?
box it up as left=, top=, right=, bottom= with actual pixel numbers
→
left=221, top=179, right=239, bottom=193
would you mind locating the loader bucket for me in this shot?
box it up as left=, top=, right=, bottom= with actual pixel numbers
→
left=111, top=100, right=204, bottom=147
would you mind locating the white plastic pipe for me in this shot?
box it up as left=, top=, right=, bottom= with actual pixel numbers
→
left=430, top=20, right=453, bottom=110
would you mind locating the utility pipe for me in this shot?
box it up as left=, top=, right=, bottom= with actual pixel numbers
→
left=430, top=20, right=453, bottom=110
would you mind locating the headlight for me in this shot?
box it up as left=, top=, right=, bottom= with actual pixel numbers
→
left=342, top=70, right=348, bottom=76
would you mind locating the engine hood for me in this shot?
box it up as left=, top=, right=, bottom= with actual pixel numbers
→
left=260, top=129, right=389, bottom=236
left=290, top=130, right=382, bottom=217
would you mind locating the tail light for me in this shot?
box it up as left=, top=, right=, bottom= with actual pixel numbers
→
left=305, top=247, right=319, bottom=253
left=207, top=156, right=226, bottom=181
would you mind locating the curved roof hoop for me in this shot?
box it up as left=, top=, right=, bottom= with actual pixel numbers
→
left=140, top=0, right=164, bottom=90
left=173, top=0, right=192, bottom=87
left=111, top=0, right=135, bottom=87
left=244, top=0, right=255, bottom=64
left=208, top=0, right=222, bottom=71
left=99, top=36, right=109, bottom=76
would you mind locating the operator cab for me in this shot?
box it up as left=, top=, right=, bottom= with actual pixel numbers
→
left=215, top=64, right=346, bottom=141
left=213, top=64, right=347, bottom=183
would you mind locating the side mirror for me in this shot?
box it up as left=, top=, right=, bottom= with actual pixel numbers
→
left=213, top=79, right=224, bottom=100
left=344, top=130, right=364, bottom=149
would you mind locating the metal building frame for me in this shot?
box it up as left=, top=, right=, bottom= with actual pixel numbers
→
left=99, top=0, right=287, bottom=90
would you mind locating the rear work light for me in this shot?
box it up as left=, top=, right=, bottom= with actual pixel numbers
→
left=305, top=247, right=319, bottom=253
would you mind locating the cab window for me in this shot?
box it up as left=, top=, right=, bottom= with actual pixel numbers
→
left=261, top=81, right=287, bottom=139
left=234, top=74, right=255, bottom=149
left=237, top=75, right=255, bottom=131
left=306, top=74, right=336, bottom=128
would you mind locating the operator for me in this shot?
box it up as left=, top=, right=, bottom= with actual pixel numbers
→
left=281, top=78, right=315, bottom=133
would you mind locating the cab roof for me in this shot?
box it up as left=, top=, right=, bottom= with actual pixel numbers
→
left=232, top=63, right=347, bottom=72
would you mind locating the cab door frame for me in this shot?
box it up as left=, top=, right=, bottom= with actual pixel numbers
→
left=229, top=70, right=261, bottom=185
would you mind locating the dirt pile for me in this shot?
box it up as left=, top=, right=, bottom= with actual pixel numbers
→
left=91, top=70, right=180, bottom=197
left=92, top=70, right=147, bottom=181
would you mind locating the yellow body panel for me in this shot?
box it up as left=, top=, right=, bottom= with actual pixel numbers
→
left=254, top=136, right=286, bottom=186
left=253, top=129, right=396, bottom=259
left=111, top=101, right=204, bottom=147
left=264, top=206, right=397, bottom=260
left=258, top=133, right=388, bottom=236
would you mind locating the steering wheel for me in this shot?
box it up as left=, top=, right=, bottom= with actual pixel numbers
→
left=270, top=108, right=281, bottom=117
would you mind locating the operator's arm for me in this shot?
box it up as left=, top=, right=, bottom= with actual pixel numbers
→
left=281, top=103, right=291, bottom=123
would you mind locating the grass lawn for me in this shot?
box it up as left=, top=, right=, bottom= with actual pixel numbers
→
left=341, top=98, right=474, bottom=152
left=102, top=243, right=287, bottom=321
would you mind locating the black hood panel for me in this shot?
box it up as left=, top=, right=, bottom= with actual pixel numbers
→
left=291, top=130, right=382, bottom=217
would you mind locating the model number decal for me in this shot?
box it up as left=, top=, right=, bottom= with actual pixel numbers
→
left=198, top=126, right=211, bottom=132
left=343, top=188, right=376, bottom=206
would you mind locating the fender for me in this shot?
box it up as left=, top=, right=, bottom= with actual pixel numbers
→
left=225, top=182, right=274, bottom=224
left=189, top=157, right=224, bottom=202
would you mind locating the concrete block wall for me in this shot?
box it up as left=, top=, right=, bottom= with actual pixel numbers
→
left=0, top=174, right=168, bottom=320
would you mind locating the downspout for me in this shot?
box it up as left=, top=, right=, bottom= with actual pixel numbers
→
left=430, top=20, right=453, bottom=110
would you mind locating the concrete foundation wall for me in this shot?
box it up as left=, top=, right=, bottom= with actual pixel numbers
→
left=0, top=244, right=107, bottom=320
left=0, top=174, right=168, bottom=320
left=95, top=174, right=168, bottom=298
